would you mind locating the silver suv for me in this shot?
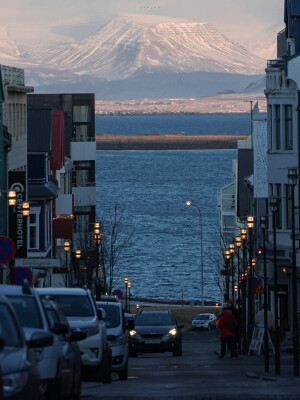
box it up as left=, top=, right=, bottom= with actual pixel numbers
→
left=38, top=287, right=112, bottom=383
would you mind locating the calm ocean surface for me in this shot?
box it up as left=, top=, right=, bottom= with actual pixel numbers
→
left=95, top=114, right=243, bottom=302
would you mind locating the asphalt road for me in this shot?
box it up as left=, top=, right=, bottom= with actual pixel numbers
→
left=81, top=329, right=300, bottom=399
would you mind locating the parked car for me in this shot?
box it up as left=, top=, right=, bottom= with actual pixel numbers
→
left=38, top=287, right=112, bottom=383
left=41, top=295, right=86, bottom=399
left=0, top=293, right=53, bottom=400
left=128, top=310, right=183, bottom=357
left=0, top=284, right=65, bottom=400
left=97, top=301, right=133, bottom=380
left=192, top=313, right=217, bottom=331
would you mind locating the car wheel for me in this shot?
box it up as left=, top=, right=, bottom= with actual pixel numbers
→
left=118, top=359, right=128, bottom=381
left=173, top=344, right=182, bottom=357
left=192, top=326, right=195, bottom=331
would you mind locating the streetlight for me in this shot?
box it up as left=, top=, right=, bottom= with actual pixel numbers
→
left=186, top=200, right=204, bottom=308
left=229, top=243, right=235, bottom=302
left=247, top=216, right=254, bottom=350
left=93, top=222, right=102, bottom=300
left=260, top=215, right=269, bottom=372
left=22, top=202, right=30, bottom=217
left=288, top=168, right=299, bottom=377
left=7, top=190, right=17, bottom=206
left=224, top=250, right=231, bottom=303
left=124, top=277, right=129, bottom=312
left=240, top=228, right=247, bottom=354
left=64, top=241, right=70, bottom=287
left=128, top=281, right=131, bottom=313
left=270, top=196, right=280, bottom=375
left=75, top=249, right=81, bottom=287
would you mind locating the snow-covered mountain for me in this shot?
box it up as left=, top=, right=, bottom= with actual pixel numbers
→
left=0, top=15, right=266, bottom=99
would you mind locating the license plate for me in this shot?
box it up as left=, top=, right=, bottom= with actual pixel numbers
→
left=144, top=339, right=161, bottom=344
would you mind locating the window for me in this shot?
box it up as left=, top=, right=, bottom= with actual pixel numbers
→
left=286, top=185, right=293, bottom=229
left=72, top=105, right=91, bottom=142
left=74, top=206, right=95, bottom=232
left=268, top=105, right=272, bottom=150
left=275, top=105, right=281, bottom=150
left=284, top=105, right=293, bottom=150
left=276, top=184, right=282, bottom=229
left=28, top=209, right=40, bottom=249
left=73, top=161, right=95, bottom=187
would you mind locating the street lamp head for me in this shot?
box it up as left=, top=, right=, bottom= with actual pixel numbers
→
left=269, top=197, right=278, bottom=213
left=124, top=277, right=128, bottom=284
left=235, top=236, right=242, bottom=247
left=22, top=202, right=30, bottom=217
left=247, top=216, right=254, bottom=229
left=64, top=241, right=70, bottom=252
left=75, top=249, right=81, bottom=259
left=186, top=200, right=192, bottom=207
left=128, top=282, right=131, bottom=288
left=288, top=168, right=298, bottom=186
left=224, top=250, right=231, bottom=260
left=8, top=190, right=17, bottom=206
left=229, top=243, right=235, bottom=254
left=240, top=228, right=247, bottom=240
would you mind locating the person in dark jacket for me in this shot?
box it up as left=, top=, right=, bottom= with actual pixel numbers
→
left=218, top=307, right=237, bottom=358
left=227, top=301, right=239, bottom=357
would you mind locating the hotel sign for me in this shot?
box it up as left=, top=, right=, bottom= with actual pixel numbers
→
left=8, top=171, right=27, bottom=258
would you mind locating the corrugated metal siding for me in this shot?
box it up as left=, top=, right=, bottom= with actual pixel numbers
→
left=27, top=107, right=52, bottom=152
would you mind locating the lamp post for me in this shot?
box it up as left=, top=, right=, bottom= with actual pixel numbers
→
left=224, top=250, right=231, bottom=303
left=247, top=216, right=254, bottom=349
left=229, top=243, right=235, bottom=302
left=288, top=168, right=299, bottom=377
left=75, top=249, right=81, bottom=287
left=64, top=241, right=70, bottom=287
left=128, top=281, right=131, bottom=313
left=186, top=200, right=204, bottom=308
left=235, top=235, right=242, bottom=353
left=124, top=277, right=128, bottom=312
left=260, top=215, right=269, bottom=372
left=93, top=222, right=101, bottom=300
left=241, top=228, right=247, bottom=354
left=270, top=196, right=280, bottom=375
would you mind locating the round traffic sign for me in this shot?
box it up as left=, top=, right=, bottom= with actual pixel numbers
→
left=10, top=267, right=33, bottom=285
left=0, top=236, right=16, bottom=264
left=112, top=289, right=124, bottom=300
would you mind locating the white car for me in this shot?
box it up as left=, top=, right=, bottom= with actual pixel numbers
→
left=97, top=300, right=132, bottom=380
left=38, top=287, right=112, bottom=383
left=192, top=313, right=217, bottom=331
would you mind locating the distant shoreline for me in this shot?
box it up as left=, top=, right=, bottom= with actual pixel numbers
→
left=96, top=134, right=248, bottom=150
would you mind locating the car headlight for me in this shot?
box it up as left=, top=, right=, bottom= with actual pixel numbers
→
left=129, top=330, right=137, bottom=336
left=3, top=371, right=28, bottom=394
left=168, top=328, right=178, bottom=336
left=80, top=326, right=99, bottom=337
left=111, top=335, right=123, bottom=346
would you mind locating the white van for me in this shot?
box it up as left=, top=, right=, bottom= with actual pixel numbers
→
left=97, top=300, right=131, bottom=380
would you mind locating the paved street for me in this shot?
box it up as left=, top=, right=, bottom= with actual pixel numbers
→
left=81, top=329, right=300, bottom=399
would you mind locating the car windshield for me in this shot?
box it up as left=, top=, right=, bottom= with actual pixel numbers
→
left=8, top=295, right=43, bottom=329
left=41, top=294, right=94, bottom=317
left=99, top=304, right=120, bottom=328
left=0, top=304, right=22, bottom=347
left=196, top=314, right=210, bottom=320
left=135, top=312, right=174, bottom=326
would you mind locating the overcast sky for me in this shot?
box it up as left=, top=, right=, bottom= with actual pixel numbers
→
left=1, top=0, right=284, bottom=58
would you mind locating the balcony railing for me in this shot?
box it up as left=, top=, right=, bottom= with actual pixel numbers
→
left=267, top=59, right=285, bottom=70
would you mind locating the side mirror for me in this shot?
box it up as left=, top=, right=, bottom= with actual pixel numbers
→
left=0, top=337, right=5, bottom=350
left=51, top=322, right=69, bottom=335
left=69, top=330, right=87, bottom=342
left=28, top=331, right=54, bottom=348
left=97, top=309, right=103, bottom=320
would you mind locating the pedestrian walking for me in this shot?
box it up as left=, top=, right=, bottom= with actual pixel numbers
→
left=218, top=307, right=237, bottom=359
left=227, top=300, right=239, bottom=357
